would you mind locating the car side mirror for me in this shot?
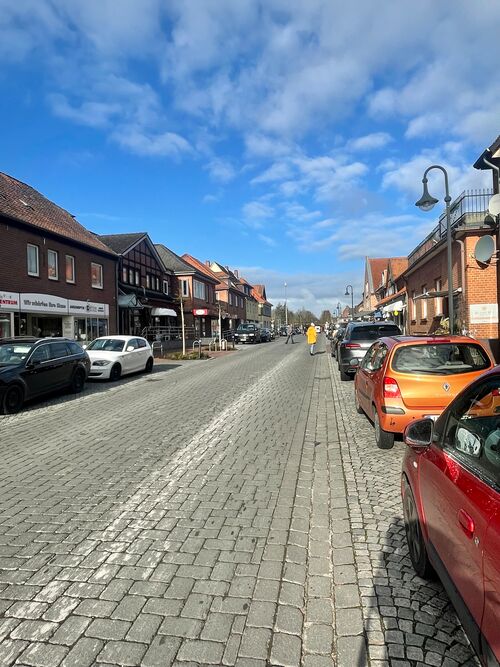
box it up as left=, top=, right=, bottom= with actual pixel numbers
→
left=82, top=344, right=87, bottom=350
left=26, top=359, right=41, bottom=369
left=404, top=418, right=433, bottom=451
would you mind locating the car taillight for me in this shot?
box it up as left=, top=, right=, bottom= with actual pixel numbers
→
left=492, top=388, right=500, bottom=397
left=345, top=343, right=361, bottom=349
left=383, top=377, right=401, bottom=399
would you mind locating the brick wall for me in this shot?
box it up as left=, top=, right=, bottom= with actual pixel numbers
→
left=406, top=231, right=499, bottom=342
left=0, top=218, right=118, bottom=331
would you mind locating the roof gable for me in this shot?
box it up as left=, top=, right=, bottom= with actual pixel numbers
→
left=155, top=244, right=196, bottom=274
left=0, top=172, right=115, bottom=255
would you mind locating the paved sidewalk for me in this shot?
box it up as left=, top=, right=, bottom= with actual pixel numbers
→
left=0, top=337, right=477, bottom=666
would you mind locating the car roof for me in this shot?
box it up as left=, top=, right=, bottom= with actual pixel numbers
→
left=377, top=334, right=485, bottom=348
left=93, top=335, right=141, bottom=340
left=0, top=337, right=72, bottom=344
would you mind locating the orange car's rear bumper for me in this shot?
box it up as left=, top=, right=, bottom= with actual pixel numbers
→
left=378, top=405, right=444, bottom=434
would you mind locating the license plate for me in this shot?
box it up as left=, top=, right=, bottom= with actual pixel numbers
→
left=424, top=415, right=438, bottom=422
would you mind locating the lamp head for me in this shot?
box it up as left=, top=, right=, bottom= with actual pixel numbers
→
left=415, top=178, right=439, bottom=212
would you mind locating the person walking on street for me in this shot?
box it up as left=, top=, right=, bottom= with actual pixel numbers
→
left=306, top=322, right=317, bottom=355
left=285, top=323, right=295, bottom=344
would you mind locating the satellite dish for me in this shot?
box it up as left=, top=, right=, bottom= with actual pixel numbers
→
left=474, top=235, right=495, bottom=264
left=489, top=194, right=500, bottom=216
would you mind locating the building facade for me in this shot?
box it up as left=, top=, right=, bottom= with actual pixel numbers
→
left=252, top=284, right=272, bottom=328
left=99, top=233, right=176, bottom=336
left=0, top=172, right=117, bottom=340
left=156, top=247, right=218, bottom=338
left=206, top=261, right=246, bottom=331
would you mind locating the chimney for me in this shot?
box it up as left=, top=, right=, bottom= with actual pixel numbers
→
left=205, top=261, right=210, bottom=267
left=234, top=269, right=239, bottom=278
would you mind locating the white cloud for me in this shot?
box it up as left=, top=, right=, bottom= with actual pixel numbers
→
left=258, top=234, right=277, bottom=247
left=349, top=132, right=393, bottom=151
left=251, top=161, right=292, bottom=184
left=206, top=158, right=236, bottom=183
left=112, top=126, right=192, bottom=158
left=242, top=200, right=274, bottom=220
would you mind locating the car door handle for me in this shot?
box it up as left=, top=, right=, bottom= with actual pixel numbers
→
left=458, top=509, right=475, bottom=538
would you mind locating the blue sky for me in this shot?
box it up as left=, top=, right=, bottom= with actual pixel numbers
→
left=1, top=1, right=499, bottom=315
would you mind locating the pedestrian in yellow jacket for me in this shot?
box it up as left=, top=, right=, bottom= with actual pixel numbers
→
left=306, top=323, right=317, bottom=355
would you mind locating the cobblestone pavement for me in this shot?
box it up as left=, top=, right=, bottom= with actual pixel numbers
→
left=0, top=337, right=478, bottom=666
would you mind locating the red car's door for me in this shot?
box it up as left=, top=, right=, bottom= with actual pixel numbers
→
left=419, top=377, right=500, bottom=631
left=483, top=509, right=500, bottom=662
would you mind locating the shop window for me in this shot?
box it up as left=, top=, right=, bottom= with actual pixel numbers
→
left=91, top=263, right=103, bottom=289
left=421, top=286, right=427, bottom=319
left=66, top=255, right=75, bottom=283
left=435, top=278, right=442, bottom=315
left=27, top=243, right=39, bottom=277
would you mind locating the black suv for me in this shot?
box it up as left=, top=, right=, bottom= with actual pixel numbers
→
left=0, top=337, right=90, bottom=414
left=234, top=324, right=262, bottom=344
left=337, top=322, right=401, bottom=381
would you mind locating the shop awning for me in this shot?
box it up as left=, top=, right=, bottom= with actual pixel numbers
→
left=118, top=293, right=141, bottom=308
left=382, top=300, right=405, bottom=313
left=151, top=307, right=177, bottom=317
left=414, top=288, right=462, bottom=300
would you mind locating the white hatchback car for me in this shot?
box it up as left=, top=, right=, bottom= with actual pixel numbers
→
left=86, top=335, right=153, bottom=381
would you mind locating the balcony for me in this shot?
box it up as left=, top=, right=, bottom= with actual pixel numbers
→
left=408, top=189, right=494, bottom=266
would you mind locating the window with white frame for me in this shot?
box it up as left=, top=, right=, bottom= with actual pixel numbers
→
left=122, top=266, right=128, bottom=283
left=91, top=262, right=103, bottom=289
left=421, top=285, right=427, bottom=319
left=146, top=274, right=151, bottom=289
left=194, top=280, right=205, bottom=299
left=411, top=291, right=417, bottom=320
left=435, top=278, right=442, bottom=315
left=135, top=270, right=140, bottom=286
left=48, top=249, right=58, bottom=280
left=27, top=244, right=39, bottom=276
left=180, top=279, right=189, bottom=297
left=163, top=280, right=169, bottom=294
left=65, top=255, right=75, bottom=283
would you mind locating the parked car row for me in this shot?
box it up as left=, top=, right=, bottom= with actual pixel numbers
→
left=333, top=321, right=499, bottom=665
left=0, top=335, right=154, bottom=414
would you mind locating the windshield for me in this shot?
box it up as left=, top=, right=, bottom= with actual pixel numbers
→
left=87, top=338, right=126, bottom=352
left=350, top=325, right=401, bottom=341
left=0, top=342, right=34, bottom=366
left=392, top=343, right=490, bottom=375
left=237, top=325, right=256, bottom=332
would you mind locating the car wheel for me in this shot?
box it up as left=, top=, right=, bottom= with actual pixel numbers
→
left=70, top=369, right=86, bottom=394
left=402, top=477, right=434, bottom=579
left=373, top=409, right=395, bottom=449
left=354, top=389, right=364, bottom=414
left=110, top=363, right=122, bottom=381
left=2, top=384, right=24, bottom=414
left=145, top=357, right=153, bottom=373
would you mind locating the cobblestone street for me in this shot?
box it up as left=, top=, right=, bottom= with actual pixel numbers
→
left=0, top=338, right=478, bottom=667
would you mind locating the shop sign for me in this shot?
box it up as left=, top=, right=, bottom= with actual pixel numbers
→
left=0, top=290, right=20, bottom=311
left=470, top=303, right=498, bottom=324
left=21, top=293, right=68, bottom=314
left=68, top=299, right=109, bottom=316
left=193, top=308, right=209, bottom=316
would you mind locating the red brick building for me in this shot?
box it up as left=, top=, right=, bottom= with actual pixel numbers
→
left=404, top=189, right=498, bottom=356
left=156, top=247, right=218, bottom=338
left=0, top=172, right=117, bottom=340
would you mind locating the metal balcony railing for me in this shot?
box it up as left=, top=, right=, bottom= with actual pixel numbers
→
left=408, top=188, right=494, bottom=266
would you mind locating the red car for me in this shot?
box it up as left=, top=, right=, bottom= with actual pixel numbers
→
left=402, top=366, right=500, bottom=666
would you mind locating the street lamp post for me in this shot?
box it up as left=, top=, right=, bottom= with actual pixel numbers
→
left=415, top=165, right=454, bottom=334
left=337, top=301, right=341, bottom=319
left=284, top=281, right=288, bottom=327
left=345, top=285, right=354, bottom=319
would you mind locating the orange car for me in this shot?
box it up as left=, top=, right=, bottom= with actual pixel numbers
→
left=354, top=335, right=494, bottom=449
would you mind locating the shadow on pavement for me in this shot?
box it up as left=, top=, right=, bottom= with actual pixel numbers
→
left=369, top=517, right=479, bottom=665
left=0, top=364, right=181, bottom=417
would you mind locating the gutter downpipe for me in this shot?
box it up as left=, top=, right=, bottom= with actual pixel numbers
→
left=455, top=239, right=466, bottom=333
left=483, top=157, right=500, bottom=361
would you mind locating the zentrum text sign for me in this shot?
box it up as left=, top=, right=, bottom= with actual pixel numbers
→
left=0, top=291, right=20, bottom=311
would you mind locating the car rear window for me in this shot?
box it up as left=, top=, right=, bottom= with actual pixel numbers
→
left=349, top=325, right=401, bottom=340
left=392, top=343, right=490, bottom=375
